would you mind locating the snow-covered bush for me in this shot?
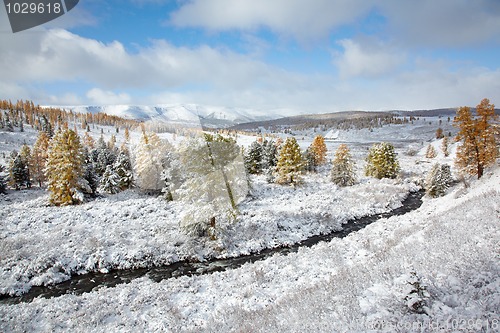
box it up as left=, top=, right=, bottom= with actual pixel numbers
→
left=402, top=271, right=430, bottom=314
left=425, top=163, right=452, bottom=197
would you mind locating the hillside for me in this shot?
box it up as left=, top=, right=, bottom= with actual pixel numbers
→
left=65, top=104, right=288, bottom=128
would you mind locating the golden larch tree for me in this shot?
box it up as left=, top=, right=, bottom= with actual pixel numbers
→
left=46, top=129, right=85, bottom=205
left=454, top=98, right=498, bottom=179
left=309, top=135, right=328, bottom=167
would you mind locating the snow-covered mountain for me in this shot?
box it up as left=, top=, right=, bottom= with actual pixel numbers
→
left=64, top=104, right=288, bottom=128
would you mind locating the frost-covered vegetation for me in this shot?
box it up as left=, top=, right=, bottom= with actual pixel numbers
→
left=1, top=98, right=499, bottom=332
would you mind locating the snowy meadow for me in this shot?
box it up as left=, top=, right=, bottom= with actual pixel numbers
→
left=1, top=111, right=499, bottom=332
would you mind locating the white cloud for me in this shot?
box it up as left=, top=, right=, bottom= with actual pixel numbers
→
left=169, top=0, right=371, bottom=40
left=379, top=0, right=500, bottom=47
left=86, top=88, right=131, bottom=105
left=334, top=39, right=405, bottom=78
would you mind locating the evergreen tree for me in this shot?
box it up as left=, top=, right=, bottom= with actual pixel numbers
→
left=81, top=147, right=99, bottom=196
left=92, top=135, right=117, bottom=177
left=425, top=144, right=437, bottom=159
left=0, top=164, right=7, bottom=194
left=45, top=129, right=85, bottom=206
left=8, top=151, right=29, bottom=190
left=365, top=142, right=400, bottom=179
left=39, top=115, right=53, bottom=138
left=425, top=163, right=453, bottom=198
left=19, top=144, right=32, bottom=188
left=303, top=148, right=316, bottom=172
left=441, top=136, right=450, bottom=157
left=454, top=98, right=498, bottom=179
left=308, top=135, right=328, bottom=169
left=245, top=140, right=263, bottom=174
left=98, top=165, right=120, bottom=194
left=31, top=131, right=50, bottom=187
left=262, top=139, right=278, bottom=183
left=330, top=144, right=356, bottom=186
left=275, top=137, right=304, bottom=185
left=114, top=148, right=133, bottom=191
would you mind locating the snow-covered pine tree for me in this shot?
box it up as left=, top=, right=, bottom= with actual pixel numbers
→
left=245, top=140, right=263, bottom=174
left=92, top=135, right=117, bottom=177
left=8, top=151, right=29, bottom=190
left=425, top=163, right=453, bottom=197
left=81, top=147, right=99, bottom=196
left=441, top=136, right=449, bottom=157
left=425, top=144, right=437, bottom=158
left=133, top=132, right=168, bottom=194
left=330, top=144, right=356, bottom=186
left=275, top=137, right=304, bottom=185
left=303, top=147, right=316, bottom=172
left=365, top=142, right=400, bottom=179
left=39, top=115, right=53, bottom=138
left=0, top=164, right=7, bottom=194
left=308, top=135, right=328, bottom=169
left=31, top=131, right=50, bottom=187
left=113, top=148, right=133, bottom=191
left=19, top=144, right=32, bottom=188
left=46, top=129, right=85, bottom=205
left=98, top=165, right=120, bottom=194
left=454, top=98, right=498, bottom=179
left=262, top=139, right=278, bottom=183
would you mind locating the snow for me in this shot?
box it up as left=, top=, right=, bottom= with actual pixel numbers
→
left=0, top=167, right=498, bottom=332
left=0, top=171, right=414, bottom=296
left=1, top=113, right=499, bottom=332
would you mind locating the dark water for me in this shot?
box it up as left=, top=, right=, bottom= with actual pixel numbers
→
left=0, top=191, right=424, bottom=305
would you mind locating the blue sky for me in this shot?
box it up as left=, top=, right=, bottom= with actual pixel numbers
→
left=1, top=0, right=499, bottom=114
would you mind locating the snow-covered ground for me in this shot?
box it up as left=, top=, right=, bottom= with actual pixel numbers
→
left=1, top=115, right=498, bottom=332
left=1, top=164, right=498, bottom=332
left=0, top=172, right=415, bottom=296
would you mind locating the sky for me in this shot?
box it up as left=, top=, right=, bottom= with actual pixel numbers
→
left=1, top=0, right=500, bottom=114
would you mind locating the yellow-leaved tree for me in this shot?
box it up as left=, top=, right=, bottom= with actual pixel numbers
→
left=454, top=98, right=498, bottom=179
left=46, top=129, right=84, bottom=205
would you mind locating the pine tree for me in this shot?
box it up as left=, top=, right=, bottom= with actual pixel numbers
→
left=124, top=127, right=130, bottom=142
left=308, top=135, right=328, bottom=169
left=19, top=144, right=32, bottom=188
left=8, top=151, right=29, bottom=190
left=425, top=144, right=437, bottom=159
left=441, top=136, right=449, bottom=157
left=245, top=140, right=263, bottom=174
left=0, top=164, right=7, bottom=194
left=454, top=98, right=498, bottom=179
left=365, top=142, right=400, bottom=179
left=303, top=148, right=316, bottom=172
left=113, top=148, right=133, bottom=191
left=45, top=129, right=85, bottom=206
left=31, top=132, right=50, bottom=187
left=330, top=144, right=356, bottom=186
left=425, top=163, right=453, bottom=198
left=98, top=165, right=120, bottom=194
left=275, top=137, right=304, bottom=185
left=81, top=147, right=99, bottom=196
left=134, top=132, right=168, bottom=193
left=261, top=139, right=278, bottom=182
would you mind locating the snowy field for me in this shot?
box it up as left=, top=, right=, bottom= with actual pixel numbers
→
left=1, top=116, right=499, bottom=332
left=1, top=164, right=498, bottom=332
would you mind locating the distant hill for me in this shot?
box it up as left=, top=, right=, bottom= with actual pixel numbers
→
left=63, top=104, right=288, bottom=128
